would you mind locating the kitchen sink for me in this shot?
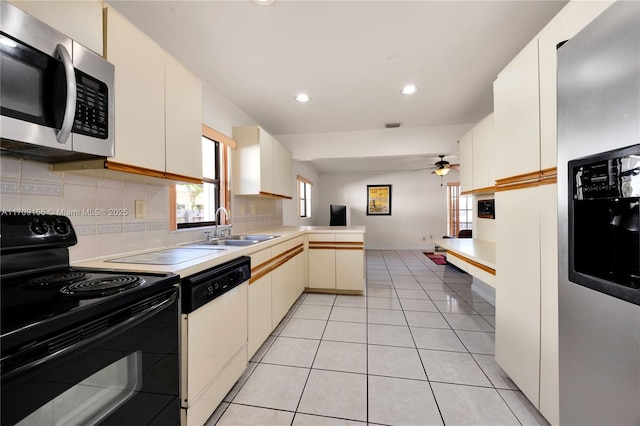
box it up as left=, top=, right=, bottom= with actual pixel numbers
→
left=183, top=235, right=279, bottom=248
left=227, top=235, right=279, bottom=242
left=195, top=239, right=259, bottom=247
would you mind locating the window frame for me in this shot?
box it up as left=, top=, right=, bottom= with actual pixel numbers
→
left=170, top=125, right=234, bottom=231
left=447, top=182, right=473, bottom=237
left=297, top=175, right=313, bottom=218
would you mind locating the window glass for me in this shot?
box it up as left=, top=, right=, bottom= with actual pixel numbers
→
left=298, top=177, right=312, bottom=218
left=176, top=137, right=220, bottom=229
left=447, top=183, right=473, bottom=236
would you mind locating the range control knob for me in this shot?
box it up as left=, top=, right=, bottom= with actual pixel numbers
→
left=53, top=221, right=70, bottom=235
left=30, top=222, right=49, bottom=235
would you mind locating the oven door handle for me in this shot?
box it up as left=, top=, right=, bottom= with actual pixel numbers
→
left=2, top=290, right=177, bottom=381
left=55, top=43, right=76, bottom=144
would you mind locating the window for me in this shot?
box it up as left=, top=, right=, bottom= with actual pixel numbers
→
left=297, top=175, right=313, bottom=218
left=447, top=182, right=472, bottom=237
left=175, top=136, right=220, bottom=229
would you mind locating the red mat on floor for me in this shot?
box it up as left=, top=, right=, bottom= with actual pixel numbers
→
left=424, top=252, right=447, bottom=265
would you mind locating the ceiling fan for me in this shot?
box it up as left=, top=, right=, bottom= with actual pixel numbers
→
left=414, top=155, right=460, bottom=176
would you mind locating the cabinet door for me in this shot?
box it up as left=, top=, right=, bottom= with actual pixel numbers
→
left=336, top=249, right=364, bottom=291
left=538, top=1, right=614, bottom=171
left=472, top=113, right=495, bottom=190
left=259, top=129, right=275, bottom=195
left=248, top=249, right=273, bottom=359
left=459, top=129, right=473, bottom=193
left=493, top=39, right=541, bottom=180
left=165, top=54, right=202, bottom=180
left=273, top=141, right=293, bottom=198
left=308, top=248, right=335, bottom=289
left=539, top=183, right=559, bottom=424
left=105, top=7, right=165, bottom=171
left=272, top=257, right=296, bottom=328
left=495, top=187, right=541, bottom=408
left=10, top=0, right=103, bottom=55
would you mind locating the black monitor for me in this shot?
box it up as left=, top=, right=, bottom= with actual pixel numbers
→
left=330, top=204, right=347, bottom=226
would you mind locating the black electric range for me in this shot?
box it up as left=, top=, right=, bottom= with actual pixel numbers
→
left=1, top=213, right=181, bottom=425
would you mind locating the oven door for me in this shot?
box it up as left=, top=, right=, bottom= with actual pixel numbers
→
left=0, top=288, right=180, bottom=426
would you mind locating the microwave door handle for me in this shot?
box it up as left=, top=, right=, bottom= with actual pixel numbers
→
left=55, top=44, right=76, bottom=144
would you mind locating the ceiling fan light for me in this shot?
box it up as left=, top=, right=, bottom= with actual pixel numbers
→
left=434, top=167, right=450, bottom=176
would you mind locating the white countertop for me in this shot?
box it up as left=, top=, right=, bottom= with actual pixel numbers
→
left=433, top=238, right=496, bottom=270
left=73, top=226, right=365, bottom=277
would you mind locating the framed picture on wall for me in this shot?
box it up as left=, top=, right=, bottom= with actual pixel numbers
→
left=367, top=184, right=392, bottom=215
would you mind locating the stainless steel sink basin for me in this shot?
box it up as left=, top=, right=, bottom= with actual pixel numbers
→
left=182, top=235, right=279, bottom=248
left=195, top=239, right=259, bottom=247
left=227, top=235, right=279, bottom=242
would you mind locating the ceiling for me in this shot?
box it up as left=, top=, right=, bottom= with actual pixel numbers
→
left=108, top=0, right=568, bottom=172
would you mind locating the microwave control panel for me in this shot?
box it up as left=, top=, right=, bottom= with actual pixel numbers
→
left=73, top=70, right=109, bottom=139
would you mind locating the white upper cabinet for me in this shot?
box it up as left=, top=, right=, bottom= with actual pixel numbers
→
left=105, top=6, right=165, bottom=172
left=232, top=125, right=293, bottom=198
left=104, top=5, right=202, bottom=181
left=459, top=113, right=495, bottom=193
left=9, top=0, right=103, bottom=55
left=165, top=54, right=203, bottom=180
left=273, top=141, right=293, bottom=198
left=493, top=39, right=541, bottom=180
left=472, top=113, right=495, bottom=190
left=538, top=0, right=615, bottom=171
left=459, top=129, right=473, bottom=193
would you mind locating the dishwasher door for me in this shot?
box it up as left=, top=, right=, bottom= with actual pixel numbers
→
left=181, top=281, right=248, bottom=426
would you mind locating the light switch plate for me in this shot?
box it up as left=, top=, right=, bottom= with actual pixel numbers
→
left=135, top=200, right=146, bottom=218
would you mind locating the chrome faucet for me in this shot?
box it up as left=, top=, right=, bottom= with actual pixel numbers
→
left=214, top=207, right=231, bottom=238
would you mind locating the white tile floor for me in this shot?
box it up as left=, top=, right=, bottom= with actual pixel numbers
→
left=207, top=250, right=550, bottom=426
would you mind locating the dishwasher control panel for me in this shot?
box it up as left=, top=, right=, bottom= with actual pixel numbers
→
left=181, top=256, right=251, bottom=313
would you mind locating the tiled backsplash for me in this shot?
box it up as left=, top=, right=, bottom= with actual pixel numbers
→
left=1, top=156, right=283, bottom=262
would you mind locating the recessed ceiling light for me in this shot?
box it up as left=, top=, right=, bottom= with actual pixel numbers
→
left=252, top=0, right=276, bottom=6
left=401, top=85, right=418, bottom=95
left=295, top=93, right=310, bottom=103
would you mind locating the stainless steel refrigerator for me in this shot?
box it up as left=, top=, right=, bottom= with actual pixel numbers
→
left=557, top=1, right=640, bottom=424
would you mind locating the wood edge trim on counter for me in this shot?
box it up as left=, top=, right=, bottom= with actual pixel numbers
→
left=250, top=244, right=304, bottom=284
left=202, top=124, right=237, bottom=150
left=446, top=250, right=496, bottom=276
left=258, top=191, right=293, bottom=200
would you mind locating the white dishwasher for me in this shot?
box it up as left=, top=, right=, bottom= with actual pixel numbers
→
left=180, top=257, right=250, bottom=426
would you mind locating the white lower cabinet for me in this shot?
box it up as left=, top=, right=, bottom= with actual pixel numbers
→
left=271, top=243, right=297, bottom=328
left=247, top=237, right=307, bottom=359
left=308, top=233, right=364, bottom=292
left=247, top=248, right=272, bottom=359
left=308, top=234, right=336, bottom=289
left=495, top=187, right=542, bottom=406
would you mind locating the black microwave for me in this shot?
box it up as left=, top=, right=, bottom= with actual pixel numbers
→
left=0, top=2, right=114, bottom=162
left=478, top=199, right=495, bottom=219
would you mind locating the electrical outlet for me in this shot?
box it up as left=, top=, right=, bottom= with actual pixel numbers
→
left=422, top=236, right=426, bottom=241
left=429, top=234, right=433, bottom=240
left=135, top=200, right=146, bottom=218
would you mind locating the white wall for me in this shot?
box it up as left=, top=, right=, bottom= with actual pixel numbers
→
left=283, top=160, right=321, bottom=226
left=318, top=169, right=460, bottom=250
